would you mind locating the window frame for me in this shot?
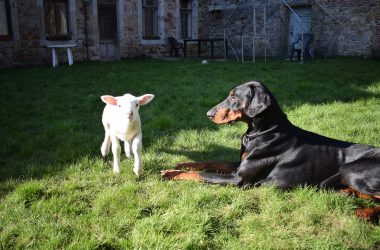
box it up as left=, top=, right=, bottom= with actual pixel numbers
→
left=0, top=0, right=12, bottom=41
left=43, top=0, right=71, bottom=41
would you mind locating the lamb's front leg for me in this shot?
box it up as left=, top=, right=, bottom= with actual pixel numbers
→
left=111, top=136, right=121, bottom=173
left=132, top=134, right=143, bottom=177
left=124, top=140, right=132, bottom=158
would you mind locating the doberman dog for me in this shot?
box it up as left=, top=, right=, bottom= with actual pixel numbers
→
left=161, top=81, right=380, bottom=220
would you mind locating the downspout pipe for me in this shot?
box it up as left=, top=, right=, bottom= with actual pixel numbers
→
left=84, top=0, right=89, bottom=60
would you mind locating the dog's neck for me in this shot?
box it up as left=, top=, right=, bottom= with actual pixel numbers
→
left=246, top=102, right=290, bottom=136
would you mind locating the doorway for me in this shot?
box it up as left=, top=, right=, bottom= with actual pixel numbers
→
left=288, top=6, right=312, bottom=55
left=98, top=0, right=118, bottom=60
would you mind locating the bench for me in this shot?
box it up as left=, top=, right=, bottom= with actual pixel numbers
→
left=46, top=44, right=77, bottom=67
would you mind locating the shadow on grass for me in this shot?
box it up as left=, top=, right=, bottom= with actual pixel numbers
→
left=163, top=144, right=240, bottom=164
left=0, top=58, right=380, bottom=187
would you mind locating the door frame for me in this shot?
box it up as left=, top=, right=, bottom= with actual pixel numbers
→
left=287, top=5, right=312, bottom=56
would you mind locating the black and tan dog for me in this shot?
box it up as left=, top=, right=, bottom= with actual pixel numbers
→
left=162, top=81, right=380, bottom=220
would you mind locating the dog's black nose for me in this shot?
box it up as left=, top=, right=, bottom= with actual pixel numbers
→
left=207, top=110, right=215, bottom=119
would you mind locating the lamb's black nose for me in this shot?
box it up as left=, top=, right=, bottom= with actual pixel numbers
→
left=207, top=110, right=215, bottom=119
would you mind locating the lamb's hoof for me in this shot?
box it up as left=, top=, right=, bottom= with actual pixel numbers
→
left=133, top=168, right=143, bottom=177
left=161, top=170, right=185, bottom=180
left=113, top=168, right=120, bottom=174
left=101, top=148, right=109, bottom=157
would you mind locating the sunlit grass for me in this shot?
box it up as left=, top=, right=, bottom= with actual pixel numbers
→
left=1, top=58, right=380, bottom=249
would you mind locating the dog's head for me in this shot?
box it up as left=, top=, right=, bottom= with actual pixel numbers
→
left=207, top=81, right=273, bottom=125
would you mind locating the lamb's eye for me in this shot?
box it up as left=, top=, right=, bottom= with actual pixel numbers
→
left=135, top=103, right=139, bottom=107
left=118, top=105, right=121, bottom=107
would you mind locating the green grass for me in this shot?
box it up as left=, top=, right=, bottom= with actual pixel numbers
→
left=1, top=58, right=380, bottom=249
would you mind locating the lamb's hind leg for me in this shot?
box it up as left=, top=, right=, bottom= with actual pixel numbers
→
left=132, top=134, right=143, bottom=177
left=101, top=127, right=111, bottom=157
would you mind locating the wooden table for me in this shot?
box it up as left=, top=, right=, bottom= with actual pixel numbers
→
left=183, top=38, right=224, bottom=58
left=46, top=44, right=77, bottom=67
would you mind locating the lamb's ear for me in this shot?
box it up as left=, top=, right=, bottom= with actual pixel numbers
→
left=101, top=95, right=118, bottom=105
left=138, top=94, right=155, bottom=106
left=247, top=84, right=271, bottom=117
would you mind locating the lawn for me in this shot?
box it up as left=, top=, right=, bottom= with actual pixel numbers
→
left=0, top=58, right=380, bottom=249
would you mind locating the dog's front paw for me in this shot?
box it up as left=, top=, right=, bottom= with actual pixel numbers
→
left=161, top=169, right=185, bottom=180
left=355, top=208, right=379, bottom=221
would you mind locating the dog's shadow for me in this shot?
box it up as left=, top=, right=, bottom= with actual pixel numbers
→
left=163, top=143, right=240, bottom=164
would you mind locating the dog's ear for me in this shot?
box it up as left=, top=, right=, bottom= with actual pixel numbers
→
left=246, top=82, right=272, bottom=117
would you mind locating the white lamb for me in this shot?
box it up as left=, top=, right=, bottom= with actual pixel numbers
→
left=100, top=93, right=154, bottom=176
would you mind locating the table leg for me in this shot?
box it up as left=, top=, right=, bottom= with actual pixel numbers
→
left=225, top=40, right=228, bottom=59
left=184, top=41, right=187, bottom=57
left=210, top=41, right=214, bottom=59
left=52, top=48, right=58, bottom=67
left=67, top=48, right=73, bottom=66
left=198, top=41, right=201, bottom=58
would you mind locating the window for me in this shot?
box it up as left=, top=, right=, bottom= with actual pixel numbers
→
left=0, top=0, right=12, bottom=41
left=44, top=0, right=70, bottom=40
left=142, top=0, right=159, bottom=39
left=98, top=2, right=117, bottom=39
left=180, top=0, right=192, bottom=39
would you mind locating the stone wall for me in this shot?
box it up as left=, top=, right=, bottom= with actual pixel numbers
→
left=0, top=0, right=46, bottom=67
left=122, top=0, right=177, bottom=58
left=0, top=0, right=183, bottom=68
left=1, top=0, right=379, bottom=68
left=319, top=0, right=380, bottom=57
left=0, top=0, right=90, bottom=68
left=200, top=0, right=380, bottom=59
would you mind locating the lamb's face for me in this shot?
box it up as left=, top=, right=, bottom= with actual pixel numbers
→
left=101, top=93, right=154, bottom=123
left=117, top=94, right=140, bottom=121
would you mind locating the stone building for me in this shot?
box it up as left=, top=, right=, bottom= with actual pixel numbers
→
left=205, top=0, right=380, bottom=60
left=0, top=0, right=202, bottom=68
left=0, top=0, right=379, bottom=68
